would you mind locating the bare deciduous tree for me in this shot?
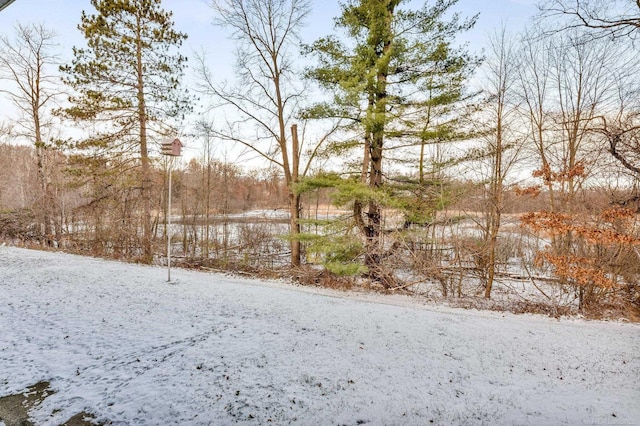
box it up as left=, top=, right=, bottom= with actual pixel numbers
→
left=195, top=119, right=216, bottom=259
left=518, top=25, right=636, bottom=309
left=537, top=0, right=640, bottom=40
left=198, top=0, right=334, bottom=267
left=0, top=23, right=61, bottom=245
left=481, top=27, right=522, bottom=298
left=538, top=0, right=640, bottom=205
left=598, top=114, right=640, bottom=177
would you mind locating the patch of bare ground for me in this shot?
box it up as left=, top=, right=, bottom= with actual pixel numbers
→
left=0, top=381, right=104, bottom=426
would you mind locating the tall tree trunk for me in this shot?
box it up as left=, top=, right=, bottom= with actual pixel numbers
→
left=136, top=16, right=152, bottom=263
left=364, top=27, right=392, bottom=285
left=365, top=132, right=383, bottom=269
left=32, top=62, right=52, bottom=247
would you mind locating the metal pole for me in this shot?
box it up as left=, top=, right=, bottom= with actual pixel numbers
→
left=167, top=161, right=172, bottom=282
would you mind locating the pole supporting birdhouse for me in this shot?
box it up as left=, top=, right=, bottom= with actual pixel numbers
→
left=161, top=138, right=183, bottom=282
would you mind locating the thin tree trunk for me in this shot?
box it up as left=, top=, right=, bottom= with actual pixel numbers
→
left=33, top=70, right=52, bottom=247
left=290, top=124, right=301, bottom=267
left=485, top=94, right=504, bottom=299
left=205, top=156, right=211, bottom=259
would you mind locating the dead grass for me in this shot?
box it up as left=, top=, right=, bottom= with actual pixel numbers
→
left=580, top=301, right=640, bottom=322
left=292, top=267, right=355, bottom=290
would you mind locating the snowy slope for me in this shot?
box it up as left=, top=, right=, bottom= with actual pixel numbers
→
left=0, top=246, right=638, bottom=425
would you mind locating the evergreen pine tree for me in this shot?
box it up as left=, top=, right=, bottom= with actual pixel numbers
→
left=303, top=0, right=479, bottom=285
left=60, top=0, right=190, bottom=262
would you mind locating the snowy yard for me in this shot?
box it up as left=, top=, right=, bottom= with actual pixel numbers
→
left=0, top=246, right=638, bottom=425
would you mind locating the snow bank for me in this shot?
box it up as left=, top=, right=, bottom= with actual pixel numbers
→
left=0, top=247, right=638, bottom=425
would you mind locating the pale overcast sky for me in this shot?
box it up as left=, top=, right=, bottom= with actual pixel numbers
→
left=0, top=0, right=538, bottom=72
left=0, top=0, right=538, bottom=160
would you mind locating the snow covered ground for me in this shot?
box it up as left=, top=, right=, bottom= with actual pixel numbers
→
left=0, top=246, right=638, bottom=425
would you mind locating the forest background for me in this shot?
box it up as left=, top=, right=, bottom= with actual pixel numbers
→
left=0, top=0, right=639, bottom=320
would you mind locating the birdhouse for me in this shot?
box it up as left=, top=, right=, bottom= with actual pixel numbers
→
left=161, top=138, right=183, bottom=156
